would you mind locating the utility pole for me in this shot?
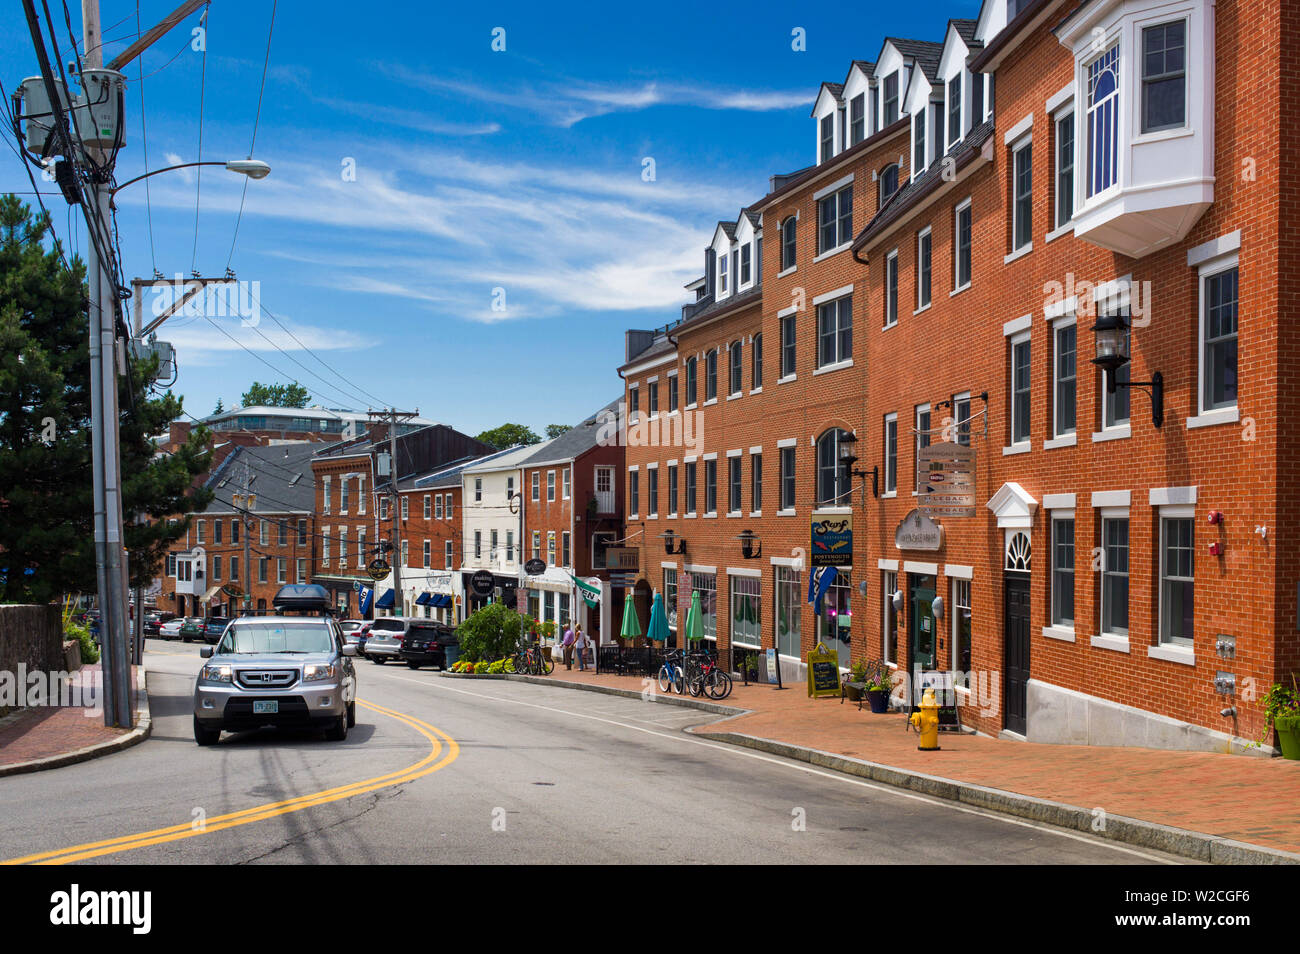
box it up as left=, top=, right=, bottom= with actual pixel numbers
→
left=369, top=408, right=417, bottom=617
left=232, top=457, right=254, bottom=616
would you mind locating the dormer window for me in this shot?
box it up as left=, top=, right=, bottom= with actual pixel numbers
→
left=878, top=163, right=900, bottom=208
left=820, top=114, right=835, bottom=163
left=883, top=72, right=900, bottom=125
left=913, top=110, right=927, bottom=175
left=718, top=251, right=729, bottom=295
left=850, top=93, right=866, bottom=145
left=948, top=75, right=963, bottom=147
left=740, top=244, right=752, bottom=285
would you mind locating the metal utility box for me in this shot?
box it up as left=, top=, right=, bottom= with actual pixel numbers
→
left=74, top=69, right=125, bottom=152
left=14, top=75, right=69, bottom=156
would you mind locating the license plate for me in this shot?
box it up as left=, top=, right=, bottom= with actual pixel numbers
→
left=253, top=700, right=278, bottom=714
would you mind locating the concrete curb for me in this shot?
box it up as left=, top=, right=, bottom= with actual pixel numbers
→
left=0, top=668, right=152, bottom=779
left=692, top=729, right=1300, bottom=865
left=443, top=669, right=1298, bottom=865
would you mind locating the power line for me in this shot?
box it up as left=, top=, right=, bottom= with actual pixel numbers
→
left=225, top=0, right=276, bottom=271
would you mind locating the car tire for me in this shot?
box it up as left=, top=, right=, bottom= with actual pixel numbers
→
left=372, top=656, right=385, bottom=665
left=346, top=700, right=356, bottom=728
left=325, top=713, right=348, bottom=741
left=406, top=661, right=421, bottom=670
left=193, top=717, right=220, bottom=746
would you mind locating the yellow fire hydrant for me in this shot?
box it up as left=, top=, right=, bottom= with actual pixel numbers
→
left=910, top=687, right=941, bottom=751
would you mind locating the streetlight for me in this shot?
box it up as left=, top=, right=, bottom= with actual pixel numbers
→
left=836, top=432, right=879, bottom=501
left=1090, top=311, right=1164, bottom=428
left=111, top=158, right=271, bottom=194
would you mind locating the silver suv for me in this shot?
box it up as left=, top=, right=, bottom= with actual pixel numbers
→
left=193, top=591, right=358, bottom=745
left=363, top=617, right=407, bottom=664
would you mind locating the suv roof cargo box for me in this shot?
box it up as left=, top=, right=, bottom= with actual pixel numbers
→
left=271, top=583, right=334, bottom=614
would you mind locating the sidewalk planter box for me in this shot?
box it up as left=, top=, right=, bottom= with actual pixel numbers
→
left=866, top=689, right=890, bottom=714
left=1275, top=714, right=1300, bottom=760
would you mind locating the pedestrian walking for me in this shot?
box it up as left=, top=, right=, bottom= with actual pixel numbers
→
left=574, top=624, right=590, bottom=671
left=562, top=622, right=576, bottom=670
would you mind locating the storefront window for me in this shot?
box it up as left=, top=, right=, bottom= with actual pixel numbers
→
left=817, top=571, right=852, bottom=668
left=776, top=567, right=801, bottom=659
left=883, top=570, right=898, bottom=665
left=730, top=575, right=761, bottom=648
left=953, top=578, right=972, bottom=681
left=692, top=572, right=717, bottom=640
left=664, top=568, right=678, bottom=630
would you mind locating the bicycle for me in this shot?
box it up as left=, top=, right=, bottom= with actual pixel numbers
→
left=686, top=651, right=733, bottom=699
left=657, top=649, right=685, bottom=695
left=513, top=643, right=555, bottom=676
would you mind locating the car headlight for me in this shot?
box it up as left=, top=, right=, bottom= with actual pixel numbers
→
left=200, top=664, right=232, bottom=684
left=303, top=663, right=337, bottom=683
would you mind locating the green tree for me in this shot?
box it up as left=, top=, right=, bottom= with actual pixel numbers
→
left=213, top=397, right=224, bottom=414
left=240, top=381, right=310, bottom=408
left=456, top=602, right=522, bottom=662
left=0, top=195, right=213, bottom=601
left=545, top=424, right=571, bottom=439
left=474, top=422, right=541, bottom=450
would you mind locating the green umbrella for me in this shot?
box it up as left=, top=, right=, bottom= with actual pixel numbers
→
left=646, top=592, right=670, bottom=643
left=619, top=596, right=642, bottom=640
left=683, top=590, right=705, bottom=644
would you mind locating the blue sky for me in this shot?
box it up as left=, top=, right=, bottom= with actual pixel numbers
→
left=2, top=0, right=978, bottom=435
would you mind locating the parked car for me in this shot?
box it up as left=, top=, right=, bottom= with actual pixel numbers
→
left=399, top=620, right=456, bottom=670
left=203, top=617, right=231, bottom=644
left=193, top=584, right=357, bottom=745
left=179, top=617, right=205, bottom=642
left=363, top=618, right=407, bottom=664
left=339, top=620, right=368, bottom=657
left=159, top=617, right=185, bottom=640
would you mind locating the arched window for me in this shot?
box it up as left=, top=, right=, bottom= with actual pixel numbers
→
left=685, top=356, right=698, bottom=405
left=878, top=163, right=900, bottom=209
left=781, top=216, right=797, bottom=270
left=816, top=428, right=851, bottom=506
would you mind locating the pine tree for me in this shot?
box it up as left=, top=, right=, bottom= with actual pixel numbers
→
left=0, top=195, right=212, bottom=601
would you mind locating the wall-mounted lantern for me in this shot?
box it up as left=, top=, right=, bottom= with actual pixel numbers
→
left=659, top=529, right=687, bottom=555
left=1090, top=311, right=1163, bottom=428
left=736, top=529, right=762, bottom=560
left=836, top=432, right=880, bottom=501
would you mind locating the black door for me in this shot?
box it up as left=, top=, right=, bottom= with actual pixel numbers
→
left=1003, top=575, right=1031, bottom=735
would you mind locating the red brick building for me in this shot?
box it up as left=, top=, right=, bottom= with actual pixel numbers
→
left=619, top=0, right=1291, bottom=754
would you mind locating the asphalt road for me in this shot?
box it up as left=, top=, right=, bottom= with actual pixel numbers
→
left=0, top=639, right=1188, bottom=865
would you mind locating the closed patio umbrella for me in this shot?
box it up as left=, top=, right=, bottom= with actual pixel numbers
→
left=619, top=596, right=642, bottom=641
left=646, top=592, right=670, bottom=644
left=683, top=590, right=705, bottom=644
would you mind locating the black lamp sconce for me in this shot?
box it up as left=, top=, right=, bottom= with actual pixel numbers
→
left=836, top=432, right=879, bottom=500
left=736, top=529, right=762, bottom=560
left=1090, top=311, right=1163, bottom=428
left=659, top=530, right=687, bottom=555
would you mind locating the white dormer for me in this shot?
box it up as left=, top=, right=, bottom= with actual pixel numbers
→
left=973, top=0, right=1017, bottom=49
left=734, top=213, right=761, bottom=292
left=842, top=62, right=874, bottom=148
left=1056, top=0, right=1215, bottom=259
left=938, top=22, right=974, bottom=153
left=903, top=68, right=939, bottom=180
left=812, top=82, right=844, bottom=163
left=711, top=223, right=735, bottom=301
left=873, top=42, right=911, bottom=131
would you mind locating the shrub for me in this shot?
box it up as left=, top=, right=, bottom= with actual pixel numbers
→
left=65, top=620, right=99, bottom=665
left=457, top=603, right=522, bottom=662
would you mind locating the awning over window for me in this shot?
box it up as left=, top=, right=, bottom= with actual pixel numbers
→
left=432, top=594, right=451, bottom=608
left=415, top=592, right=432, bottom=606
left=375, top=589, right=395, bottom=609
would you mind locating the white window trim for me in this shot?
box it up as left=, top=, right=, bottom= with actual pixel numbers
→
left=883, top=411, right=898, bottom=496
left=1049, top=313, right=1078, bottom=443
left=1007, top=329, right=1032, bottom=451
left=952, top=197, right=973, bottom=293
left=1190, top=250, right=1240, bottom=425
left=812, top=172, right=854, bottom=202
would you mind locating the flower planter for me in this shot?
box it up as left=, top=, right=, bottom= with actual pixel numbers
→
left=866, top=689, right=890, bottom=714
left=1274, top=713, right=1300, bottom=760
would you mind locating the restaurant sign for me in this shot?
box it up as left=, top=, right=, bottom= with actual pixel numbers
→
left=810, top=514, right=853, bottom=567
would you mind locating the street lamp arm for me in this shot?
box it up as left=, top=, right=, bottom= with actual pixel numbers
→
left=111, top=159, right=271, bottom=194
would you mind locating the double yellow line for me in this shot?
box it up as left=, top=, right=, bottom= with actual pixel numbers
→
left=3, top=699, right=458, bottom=865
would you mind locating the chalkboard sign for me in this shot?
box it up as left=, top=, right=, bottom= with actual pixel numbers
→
left=806, top=642, right=841, bottom=699
left=917, top=670, right=962, bottom=730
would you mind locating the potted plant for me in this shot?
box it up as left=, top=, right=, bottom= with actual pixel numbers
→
left=865, top=669, right=895, bottom=714
left=1259, top=677, right=1300, bottom=760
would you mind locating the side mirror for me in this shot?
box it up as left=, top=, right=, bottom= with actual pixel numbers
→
left=342, top=644, right=356, bottom=657
left=199, top=646, right=213, bottom=659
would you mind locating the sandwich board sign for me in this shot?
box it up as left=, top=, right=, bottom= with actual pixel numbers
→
left=806, top=642, right=841, bottom=699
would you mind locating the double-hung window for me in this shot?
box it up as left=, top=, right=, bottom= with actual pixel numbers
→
left=780, top=313, right=796, bottom=378
left=817, top=295, right=852, bottom=368
left=1159, top=515, right=1195, bottom=645
left=819, top=113, right=835, bottom=163
left=750, top=454, right=762, bottom=511
left=917, top=229, right=932, bottom=310
left=647, top=467, right=658, bottom=516
left=883, top=413, right=898, bottom=494
left=728, top=457, right=742, bottom=513
left=1086, top=43, right=1120, bottom=196
left=629, top=470, right=639, bottom=516
left=954, top=199, right=972, bottom=289
left=1054, top=321, right=1077, bottom=438
left=729, top=341, right=743, bottom=395
left=947, top=75, right=962, bottom=147
left=740, top=244, right=751, bottom=285
left=1055, top=111, right=1075, bottom=227
left=648, top=380, right=659, bottom=416
left=882, top=72, right=899, bottom=125
left=780, top=446, right=796, bottom=511
left=781, top=217, right=797, bottom=271
left=817, top=185, right=852, bottom=254
left=1142, top=21, right=1186, bottom=133
left=913, top=111, right=927, bottom=176
left=1201, top=264, right=1239, bottom=413
left=705, top=349, right=718, bottom=401
left=1051, top=516, right=1075, bottom=628
left=914, top=406, right=931, bottom=494
left=531, top=472, right=540, bottom=501
left=685, top=356, right=697, bottom=406
left=1010, top=333, right=1031, bottom=446
left=816, top=429, right=850, bottom=507
left=717, top=251, right=728, bottom=296
left=685, top=461, right=698, bottom=514
left=668, top=373, right=678, bottom=412
left=1100, top=516, right=1129, bottom=638
left=752, top=334, right=763, bottom=389
left=885, top=251, right=899, bottom=327
left=668, top=464, right=678, bottom=515
left=1012, top=140, right=1033, bottom=252
left=849, top=93, right=865, bottom=145
left=704, top=460, right=717, bottom=514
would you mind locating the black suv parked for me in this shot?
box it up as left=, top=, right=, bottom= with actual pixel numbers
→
left=399, top=621, right=456, bottom=670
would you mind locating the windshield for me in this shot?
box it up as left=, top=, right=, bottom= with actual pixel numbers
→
left=218, top=622, right=336, bottom=655
left=371, top=620, right=403, bottom=633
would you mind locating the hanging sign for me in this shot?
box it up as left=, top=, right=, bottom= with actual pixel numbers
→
left=917, top=441, right=977, bottom=518
left=221, top=583, right=243, bottom=598
left=524, top=558, right=547, bottom=576
left=806, top=641, right=841, bottom=699
left=810, top=514, right=853, bottom=567
left=895, top=509, right=944, bottom=551
left=366, top=559, right=391, bottom=582
left=470, top=569, right=495, bottom=597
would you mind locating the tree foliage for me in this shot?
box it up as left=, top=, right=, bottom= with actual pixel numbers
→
left=240, top=381, right=310, bottom=408
left=0, top=195, right=213, bottom=601
left=474, top=422, right=541, bottom=450
left=545, top=424, right=571, bottom=439
left=456, top=602, right=522, bottom=662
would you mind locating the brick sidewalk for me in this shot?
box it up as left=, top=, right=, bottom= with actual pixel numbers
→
left=0, top=665, right=140, bottom=768
left=543, top=665, right=1300, bottom=854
